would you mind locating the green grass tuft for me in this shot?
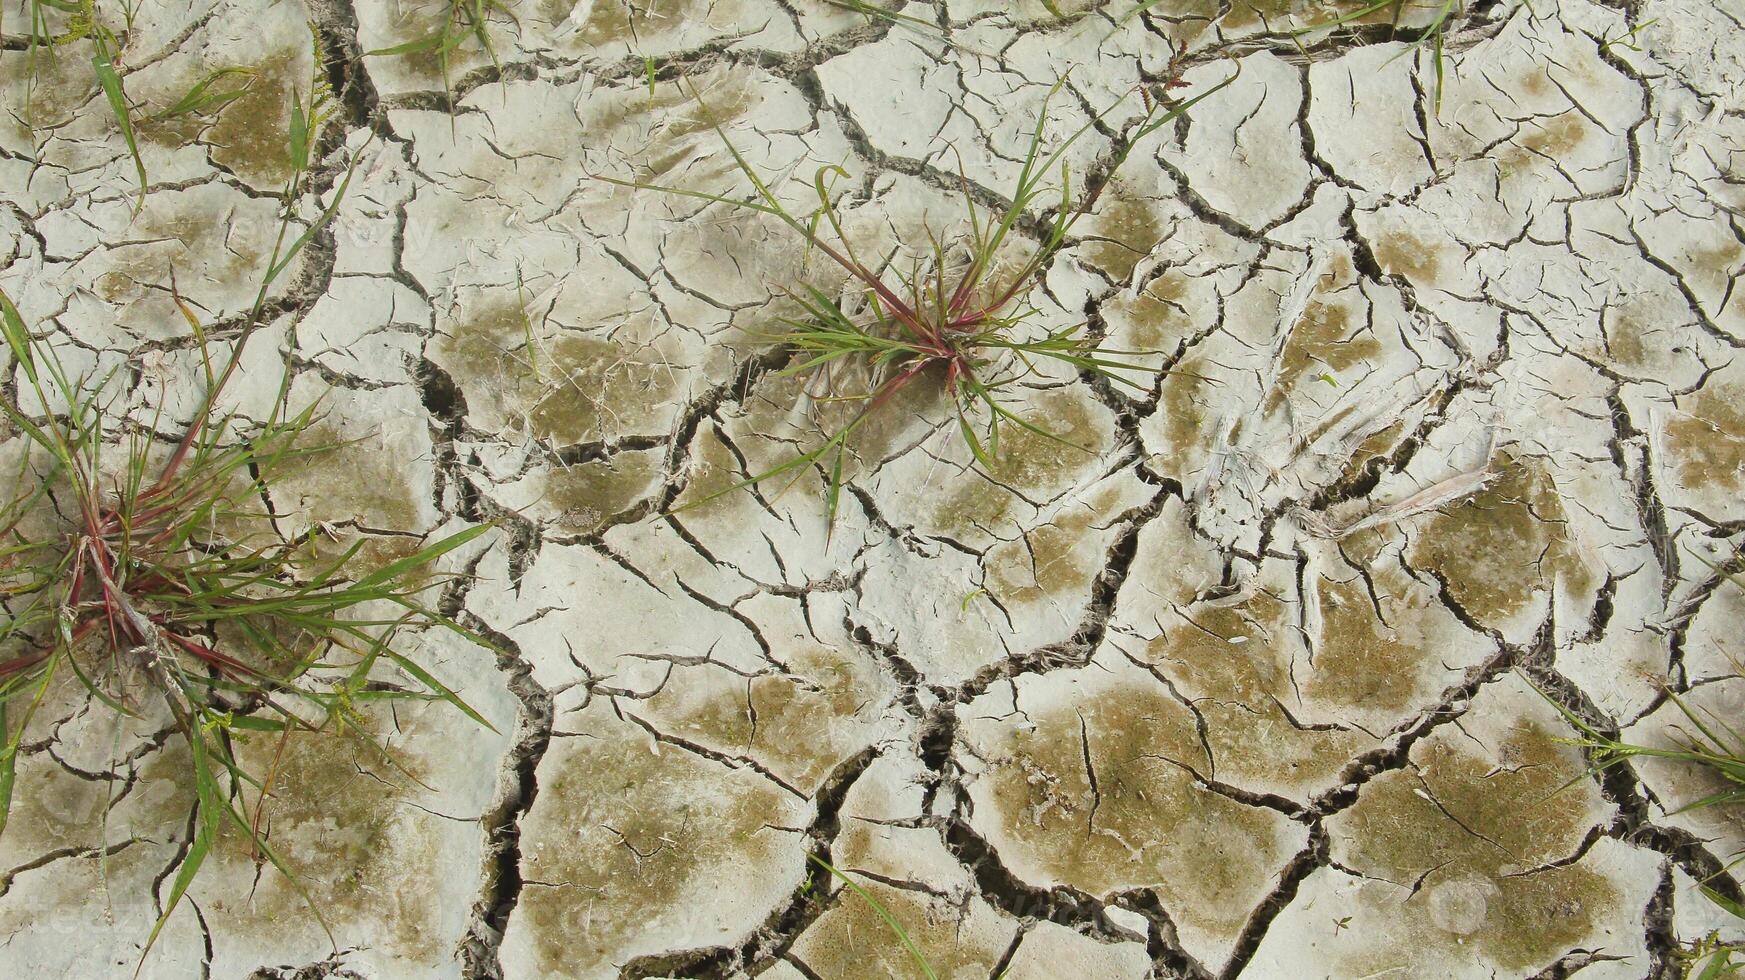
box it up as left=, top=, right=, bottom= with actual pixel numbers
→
left=0, top=42, right=493, bottom=965
left=602, top=65, right=1236, bottom=535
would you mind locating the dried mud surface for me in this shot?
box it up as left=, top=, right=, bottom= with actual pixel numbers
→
left=3, top=0, right=1744, bottom=977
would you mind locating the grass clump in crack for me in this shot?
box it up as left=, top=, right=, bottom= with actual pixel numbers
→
left=604, top=67, right=1234, bottom=530
left=1538, top=654, right=1745, bottom=974
left=0, top=60, right=492, bottom=962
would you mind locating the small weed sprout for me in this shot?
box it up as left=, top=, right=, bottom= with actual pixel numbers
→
left=1599, top=16, right=1657, bottom=56
left=0, top=50, right=492, bottom=962
left=602, top=67, right=1235, bottom=530
left=1290, top=0, right=1465, bottom=113
left=366, top=0, right=513, bottom=109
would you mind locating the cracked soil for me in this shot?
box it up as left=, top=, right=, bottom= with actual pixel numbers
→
left=4, top=0, right=1745, bottom=977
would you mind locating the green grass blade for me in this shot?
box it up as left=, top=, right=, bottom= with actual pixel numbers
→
left=374, top=641, right=493, bottom=731
left=983, top=395, right=1090, bottom=456
left=148, top=67, right=254, bottom=121
left=1701, top=886, right=1745, bottom=921
left=818, top=0, right=937, bottom=30
left=142, top=725, right=221, bottom=957
left=1663, top=689, right=1734, bottom=761
left=1666, top=786, right=1745, bottom=817
left=672, top=441, right=834, bottom=516
left=0, top=287, right=39, bottom=385
left=348, top=523, right=491, bottom=591
left=1697, top=949, right=1737, bottom=980
left=1124, top=60, right=1244, bottom=156
left=824, top=444, right=846, bottom=536
left=1430, top=27, right=1447, bottom=114
left=224, top=714, right=290, bottom=733
left=594, top=174, right=787, bottom=219
left=364, top=32, right=463, bottom=58
left=955, top=402, right=994, bottom=470
left=91, top=37, right=147, bottom=212
left=0, top=667, right=56, bottom=840
left=261, top=161, right=358, bottom=289
left=1288, top=0, right=1397, bottom=35
left=807, top=854, right=938, bottom=980
left=0, top=711, right=14, bottom=842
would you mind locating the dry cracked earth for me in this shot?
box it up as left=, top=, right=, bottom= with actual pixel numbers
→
left=3, top=0, right=1745, bottom=977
